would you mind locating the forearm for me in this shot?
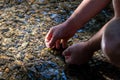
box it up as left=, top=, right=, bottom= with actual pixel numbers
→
left=65, top=0, right=111, bottom=30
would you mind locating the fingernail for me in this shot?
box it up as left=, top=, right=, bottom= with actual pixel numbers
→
left=46, top=42, right=50, bottom=48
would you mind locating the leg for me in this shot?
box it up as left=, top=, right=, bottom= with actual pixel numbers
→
left=101, top=0, right=120, bottom=67
left=102, top=18, right=120, bottom=67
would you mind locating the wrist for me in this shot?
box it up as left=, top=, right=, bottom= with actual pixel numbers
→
left=85, top=40, right=98, bottom=53
left=65, top=18, right=83, bottom=30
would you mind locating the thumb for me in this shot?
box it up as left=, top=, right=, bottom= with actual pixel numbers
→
left=65, top=56, right=72, bottom=64
left=62, top=47, right=71, bottom=56
left=62, top=48, right=72, bottom=64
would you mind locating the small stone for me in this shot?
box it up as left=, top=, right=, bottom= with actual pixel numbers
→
left=18, top=14, right=24, bottom=18
left=0, top=72, right=3, bottom=78
left=8, top=64, right=20, bottom=70
left=50, top=14, right=58, bottom=19
left=8, top=47, right=17, bottom=52
left=5, top=68, right=9, bottom=73
left=18, top=42, right=29, bottom=50
left=0, top=68, right=2, bottom=71
left=14, top=60, right=23, bottom=66
left=22, top=42, right=29, bottom=47
left=1, top=28, right=10, bottom=32
left=24, top=54, right=34, bottom=60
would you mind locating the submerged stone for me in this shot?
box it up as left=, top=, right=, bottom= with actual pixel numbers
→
left=27, top=61, right=67, bottom=80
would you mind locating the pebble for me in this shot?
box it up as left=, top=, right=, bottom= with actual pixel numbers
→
left=50, top=14, right=58, bottom=19
left=24, top=53, right=34, bottom=60
left=5, top=68, right=9, bottom=73
left=0, top=72, right=3, bottom=78
left=14, top=60, right=23, bottom=66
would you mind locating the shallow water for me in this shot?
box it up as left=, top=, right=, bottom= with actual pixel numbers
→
left=1, top=0, right=120, bottom=80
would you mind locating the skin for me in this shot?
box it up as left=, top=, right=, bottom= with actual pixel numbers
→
left=102, top=0, right=120, bottom=67
left=45, top=0, right=120, bottom=65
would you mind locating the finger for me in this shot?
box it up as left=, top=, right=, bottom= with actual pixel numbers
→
left=62, top=47, right=71, bottom=56
left=45, top=28, right=54, bottom=48
left=56, top=40, right=60, bottom=49
left=65, top=56, right=72, bottom=64
left=49, top=35, right=58, bottom=48
left=61, top=39, right=67, bottom=48
left=62, top=48, right=73, bottom=64
left=45, top=28, right=53, bottom=42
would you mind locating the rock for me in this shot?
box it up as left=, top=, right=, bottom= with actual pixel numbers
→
left=14, top=60, right=23, bottom=66
left=50, top=13, right=58, bottom=19
left=1, top=28, right=10, bottom=32
left=5, top=68, right=9, bottom=73
left=18, top=42, right=29, bottom=50
left=0, top=72, right=3, bottom=78
left=24, top=53, right=34, bottom=60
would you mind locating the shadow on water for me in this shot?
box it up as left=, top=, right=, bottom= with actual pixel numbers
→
left=64, top=58, right=120, bottom=80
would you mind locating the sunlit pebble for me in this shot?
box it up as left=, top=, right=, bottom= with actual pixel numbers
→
left=50, top=14, right=58, bottom=19
left=77, top=29, right=84, bottom=33
left=21, top=42, right=29, bottom=48
left=1, top=13, right=7, bottom=17
left=16, top=53, right=22, bottom=59
left=3, top=38, right=12, bottom=44
left=35, top=19, right=40, bottom=22
left=8, top=47, right=16, bottom=52
left=5, top=68, right=9, bottom=73
left=15, top=60, right=23, bottom=66
left=25, top=54, right=34, bottom=60
left=41, top=11, right=48, bottom=15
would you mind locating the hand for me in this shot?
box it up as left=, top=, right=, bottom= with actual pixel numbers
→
left=62, top=42, right=93, bottom=65
left=45, top=22, right=77, bottom=49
